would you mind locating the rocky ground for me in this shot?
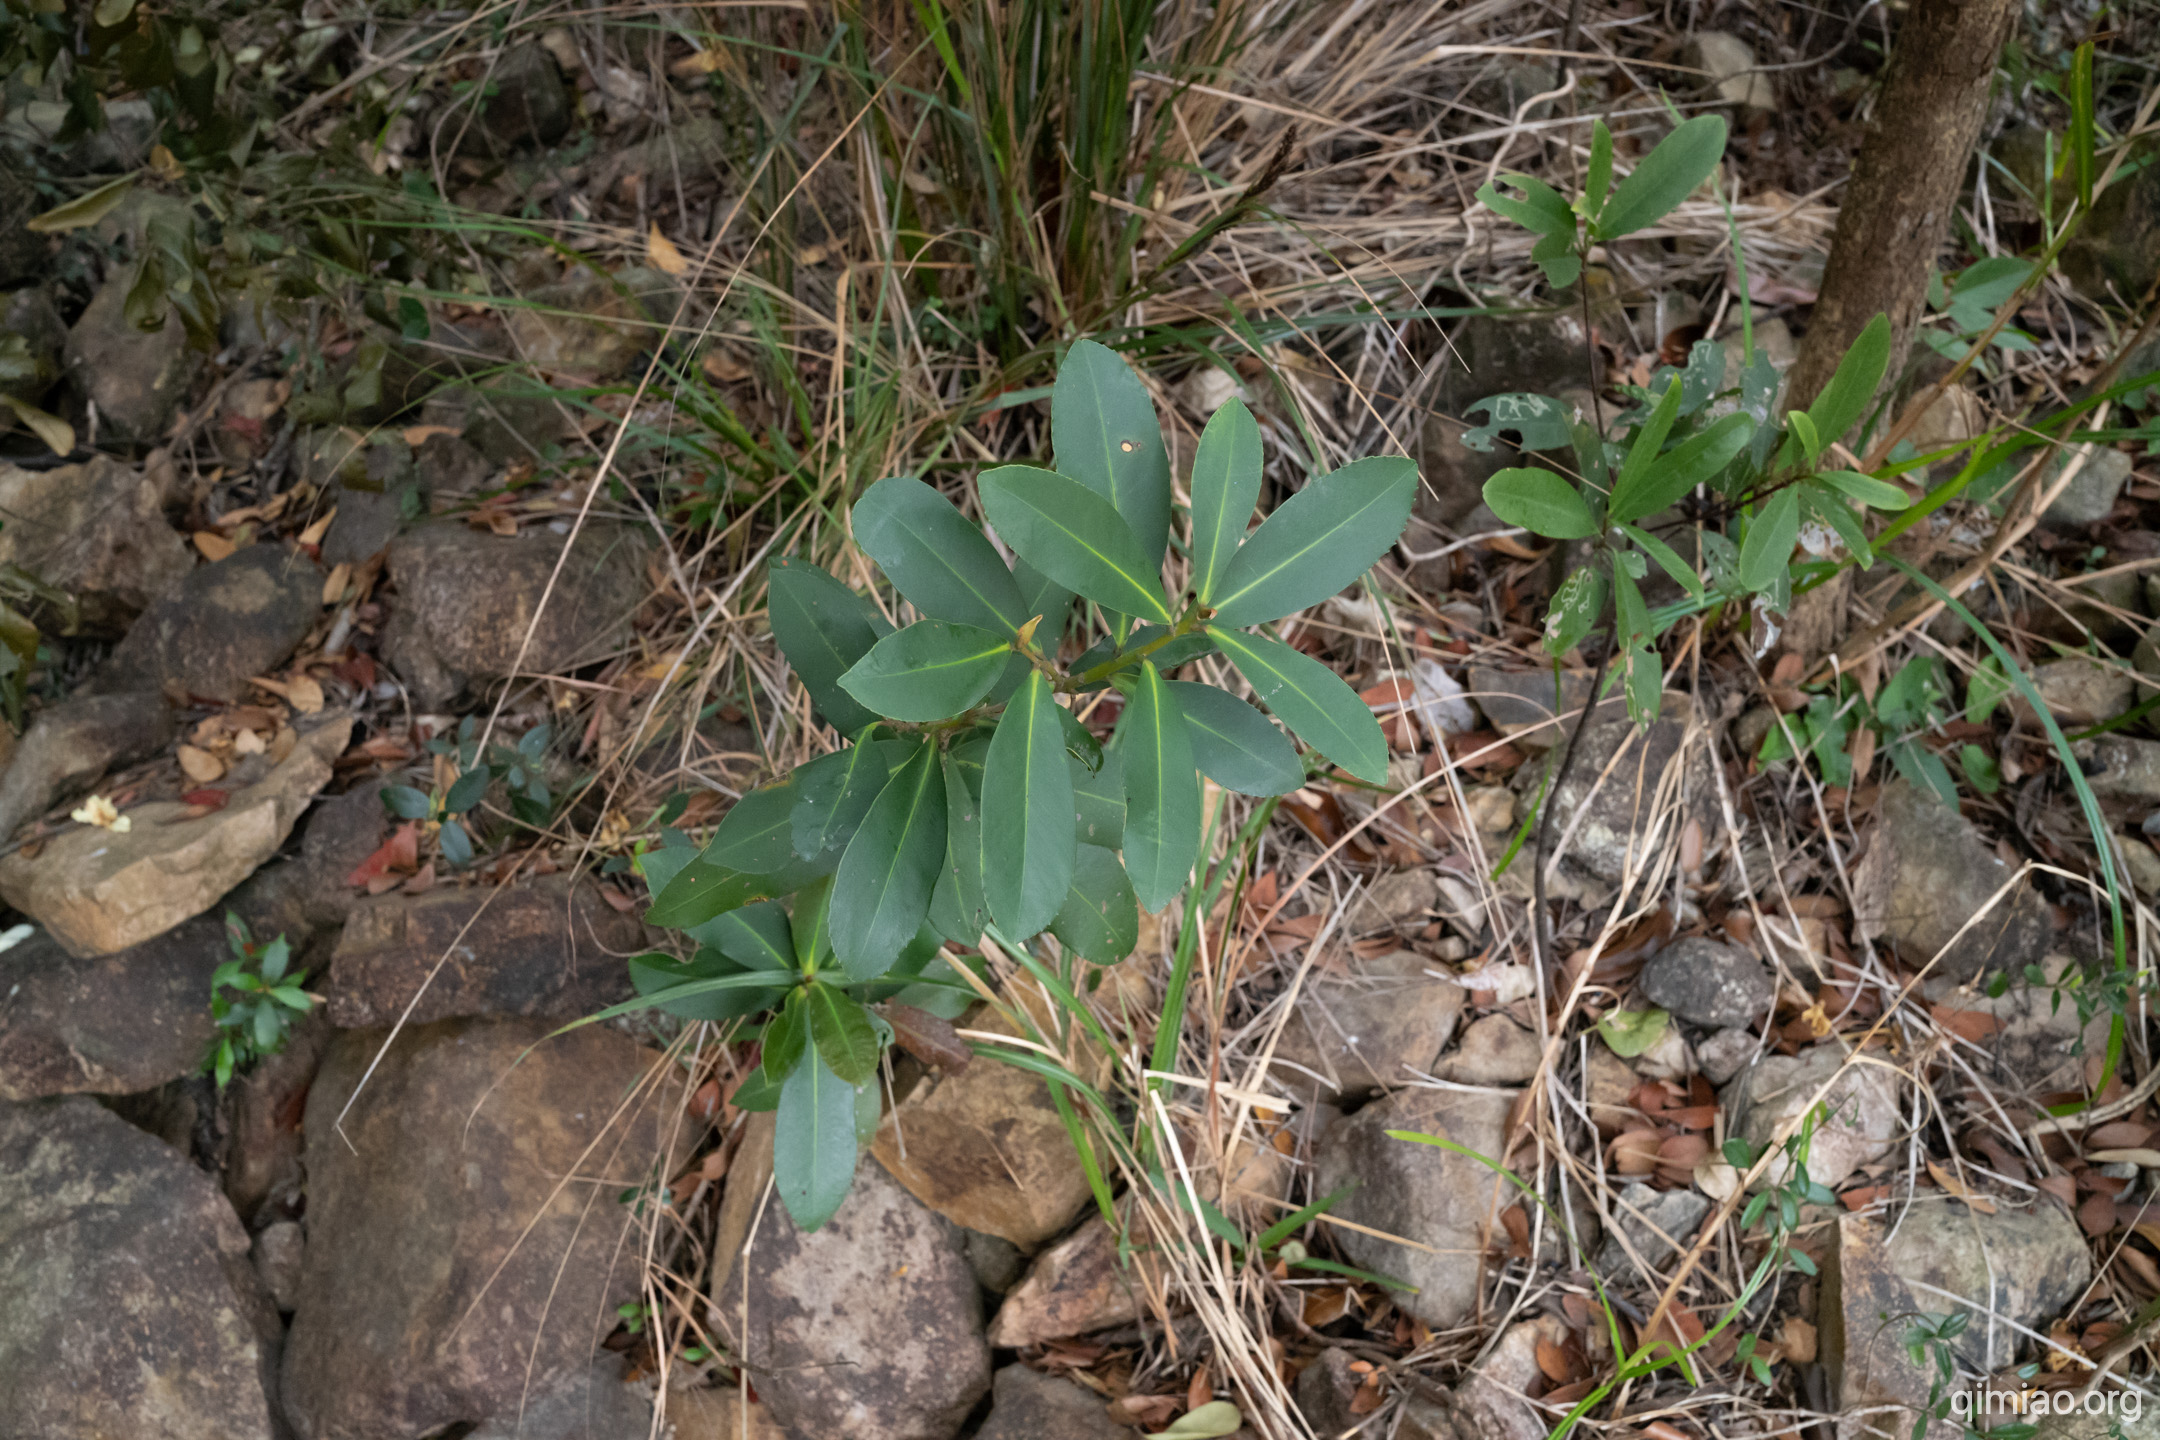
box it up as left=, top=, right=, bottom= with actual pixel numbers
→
left=6, top=4, right=2160, bottom=1440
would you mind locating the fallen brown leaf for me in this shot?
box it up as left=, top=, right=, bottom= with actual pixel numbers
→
left=177, top=744, right=225, bottom=783
left=193, top=530, right=236, bottom=562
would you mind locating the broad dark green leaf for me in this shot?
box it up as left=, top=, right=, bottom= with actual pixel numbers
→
left=1208, top=457, right=1417, bottom=627
left=851, top=475, right=1029, bottom=634
left=768, top=556, right=890, bottom=736
left=1014, top=557, right=1073, bottom=636
left=1482, top=468, right=1599, bottom=540
left=1609, top=412, right=1754, bottom=523
left=804, top=982, right=882, bottom=1084
left=978, top=466, right=1172, bottom=623
left=1803, top=484, right=1875, bottom=567
left=1585, top=119, right=1614, bottom=216
left=1612, top=558, right=1651, bottom=646
left=791, top=740, right=910, bottom=860
left=791, top=875, right=833, bottom=971
left=1621, top=641, right=1663, bottom=727
left=1169, top=681, right=1303, bottom=796
left=1606, top=377, right=1682, bottom=521
left=707, top=784, right=804, bottom=875
left=763, top=987, right=810, bottom=1077
left=646, top=860, right=775, bottom=929
left=927, top=751, right=988, bottom=944
left=1056, top=703, right=1104, bottom=771
left=837, top=620, right=1014, bottom=721
left=1207, top=627, right=1389, bottom=784
left=1072, top=747, right=1125, bottom=847
left=1463, top=393, right=1575, bottom=453
left=686, top=900, right=797, bottom=971
left=1050, top=844, right=1140, bottom=963
left=1617, top=523, right=1705, bottom=599
left=628, top=949, right=790, bottom=1021
left=1189, top=398, right=1263, bottom=607
left=1596, top=115, right=1727, bottom=240
left=1051, top=338, right=1173, bottom=567
left=1115, top=661, right=1203, bottom=913
left=1816, top=468, right=1910, bottom=511
left=774, top=1047, right=862, bottom=1231
left=1739, top=487, right=1800, bottom=594
left=1804, top=312, right=1890, bottom=447
left=980, top=671, right=1075, bottom=939
left=1070, top=627, right=1217, bottom=680
left=829, top=741, right=948, bottom=982
left=1543, top=565, right=1607, bottom=657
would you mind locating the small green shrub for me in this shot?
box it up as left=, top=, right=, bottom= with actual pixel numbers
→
left=1475, top=114, right=1903, bottom=721
left=625, top=338, right=1416, bottom=1229
left=203, top=913, right=314, bottom=1088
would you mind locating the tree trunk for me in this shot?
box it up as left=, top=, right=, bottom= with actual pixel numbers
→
left=1784, top=0, right=2020, bottom=417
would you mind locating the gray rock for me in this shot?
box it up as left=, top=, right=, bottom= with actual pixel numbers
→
left=323, top=874, right=642, bottom=1028
left=416, top=430, right=494, bottom=495
left=975, top=1365, right=1138, bottom=1440
left=1345, top=867, right=1442, bottom=933
left=962, top=1229, right=1026, bottom=1296
left=1, top=287, right=66, bottom=404
left=63, top=265, right=204, bottom=446
left=1695, top=1027, right=1759, bottom=1085
left=1883, top=1201, right=2090, bottom=1370
left=504, top=265, right=678, bottom=381
left=1312, top=1087, right=1514, bottom=1328
left=322, top=434, right=423, bottom=565
left=0, top=456, right=193, bottom=630
left=0, top=688, right=173, bottom=842
left=90, top=543, right=322, bottom=702
left=457, top=43, right=573, bottom=157
left=382, top=521, right=650, bottom=707
left=1267, top=950, right=1466, bottom=1098
left=253, top=1220, right=305, bottom=1311
left=1690, top=32, right=1774, bottom=110
left=1922, top=963, right=2111, bottom=1100
left=1639, top=936, right=1776, bottom=1028
left=0, top=917, right=223, bottom=1101
left=290, top=783, right=395, bottom=930
left=281, top=1018, right=688, bottom=1439
left=1453, top=1315, right=1570, bottom=1440
left=1440, top=312, right=1595, bottom=413
left=1545, top=706, right=1711, bottom=883
left=0, top=163, right=45, bottom=285
left=1852, top=780, right=2056, bottom=981
left=463, top=1359, right=653, bottom=1440
left=2015, top=656, right=2138, bottom=728
left=1437, top=1013, right=1544, bottom=1085
left=0, top=1095, right=280, bottom=1439
left=2075, top=734, right=2160, bottom=803
left=1596, top=1181, right=1711, bottom=1275
left=1468, top=665, right=1623, bottom=748
left=1294, top=1348, right=1366, bottom=1438
left=2064, top=154, right=2158, bottom=306
left=712, top=1120, right=991, bottom=1440
left=1725, top=1042, right=1900, bottom=1192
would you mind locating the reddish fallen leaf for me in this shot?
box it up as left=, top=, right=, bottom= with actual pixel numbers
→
left=2080, top=1189, right=2121, bottom=1236
left=1535, top=1335, right=1574, bottom=1383
left=2087, top=1121, right=2156, bottom=1149
left=1186, top=1364, right=1211, bottom=1414
left=884, top=1004, right=971, bottom=1072
left=597, top=883, right=638, bottom=913
left=181, top=788, right=230, bottom=810
left=398, top=862, right=436, bottom=895
left=348, top=821, right=420, bottom=889
left=1840, top=1184, right=1888, bottom=1210
left=1611, top=1129, right=1661, bottom=1175
left=1931, top=1005, right=2004, bottom=1045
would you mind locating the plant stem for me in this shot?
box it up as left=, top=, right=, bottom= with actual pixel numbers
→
left=1531, top=643, right=1612, bottom=970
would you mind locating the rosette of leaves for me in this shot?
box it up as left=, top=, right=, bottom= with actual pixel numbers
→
left=1473, top=116, right=1913, bottom=724
left=632, top=339, right=1416, bottom=1229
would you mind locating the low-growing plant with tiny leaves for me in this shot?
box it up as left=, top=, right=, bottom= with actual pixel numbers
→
left=619, top=339, right=1416, bottom=1229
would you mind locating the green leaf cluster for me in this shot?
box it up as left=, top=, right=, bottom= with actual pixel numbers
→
left=1472, top=112, right=1921, bottom=731
left=637, top=338, right=1416, bottom=1229
left=202, top=912, right=314, bottom=1089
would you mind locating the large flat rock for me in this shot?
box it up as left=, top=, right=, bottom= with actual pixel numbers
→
left=280, top=1018, right=687, bottom=1439
left=0, top=1095, right=280, bottom=1439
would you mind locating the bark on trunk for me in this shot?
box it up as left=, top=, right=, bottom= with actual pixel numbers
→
left=1785, top=0, right=2020, bottom=417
